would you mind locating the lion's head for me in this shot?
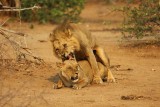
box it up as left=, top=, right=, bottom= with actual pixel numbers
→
left=57, top=60, right=81, bottom=83
left=51, top=38, right=75, bottom=61
left=50, top=28, right=80, bottom=61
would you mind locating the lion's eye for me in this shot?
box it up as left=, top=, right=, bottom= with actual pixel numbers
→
left=63, top=44, right=67, bottom=48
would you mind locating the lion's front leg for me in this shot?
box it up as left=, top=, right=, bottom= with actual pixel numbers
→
left=72, top=79, right=89, bottom=89
left=85, top=48, right=103, bottom=84
left=107, top=69, right=116, bottom=83
left=53, top=79, right=64, bottom=89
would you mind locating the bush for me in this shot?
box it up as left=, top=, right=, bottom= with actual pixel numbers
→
left=21, top=0, right=85, bottom=23
left=122, top=0, right=160, bottom=39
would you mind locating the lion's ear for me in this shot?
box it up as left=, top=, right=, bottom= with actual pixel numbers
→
left=49, top=33, right=54, bottom=42
left=64, top=28, right=72, bottom=38
left=56, top=62, right=65, bottom=68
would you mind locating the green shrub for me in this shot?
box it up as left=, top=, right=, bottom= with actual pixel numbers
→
left=122, top=0, right=160, bottom=39
left=21, top=0, right=85, bottom=23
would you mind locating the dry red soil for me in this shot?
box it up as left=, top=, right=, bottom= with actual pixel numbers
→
left=0, top=2, right=160, bottom=107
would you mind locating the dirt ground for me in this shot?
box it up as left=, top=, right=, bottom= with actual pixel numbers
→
left=0, top=1, right=160, bottom=107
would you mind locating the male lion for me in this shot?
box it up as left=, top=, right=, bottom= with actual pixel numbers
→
left=50, top=22, right=115, bottom=84
left=53, top=60, right=115, bottom=89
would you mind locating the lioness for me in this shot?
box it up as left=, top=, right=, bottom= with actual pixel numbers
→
left=54, top=60, right=114, bottom=89
left=50, top=22, right=115, bottom=84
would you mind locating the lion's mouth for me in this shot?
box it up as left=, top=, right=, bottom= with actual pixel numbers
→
left=62, top=52, right=75, bottom=61
left=71, top=75, right=79, bottom=83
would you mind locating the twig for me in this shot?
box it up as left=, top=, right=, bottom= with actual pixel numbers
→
left=99, top=7, right=123, bottom=17
left=0, top=5, right=41, bottom=12
left=0, top=27, right=26, bottom=36
left=0, top=30, right=44, bottom=63
left=0, top=4, right=43, bottom=64
left=0, top=18, right=10, bottom=26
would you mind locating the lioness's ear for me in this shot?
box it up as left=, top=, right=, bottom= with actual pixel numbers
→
left=56, top=62, right=65, bottom=68
left=61, top=70, right=68, bottom=78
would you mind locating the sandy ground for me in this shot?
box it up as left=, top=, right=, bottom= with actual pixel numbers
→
left=0, top=1, right=160, bottom=107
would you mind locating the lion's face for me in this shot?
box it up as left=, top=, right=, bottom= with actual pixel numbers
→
left=58, top=60, right=81, bottom=83
left=50, top=28, right=80, bottom=61
left=53, top=39, right=75, bottom=61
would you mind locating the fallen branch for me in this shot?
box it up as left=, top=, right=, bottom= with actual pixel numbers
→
left=0, top=5, right=41, bottom=12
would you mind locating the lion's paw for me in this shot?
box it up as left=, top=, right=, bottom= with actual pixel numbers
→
left=93, top=77, right=103, bottom=84
left=72, top=85, right=82, bottom=90
left=53, top=81, right=63, bottom=89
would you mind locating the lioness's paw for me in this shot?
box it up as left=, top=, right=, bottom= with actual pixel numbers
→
left=72, top=85, right=82, bottom=90
left=93, top=77, right=103, bottom=84
left=53, top=82, right=63, bottom=89
left=53, top=83, right=59, bottom=89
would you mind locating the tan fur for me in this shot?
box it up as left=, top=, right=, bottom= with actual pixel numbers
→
left=54, top=60, right=110, bottom=89
left=50, top=22, right=115, bottom=84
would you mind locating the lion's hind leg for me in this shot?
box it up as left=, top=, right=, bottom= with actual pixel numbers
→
left=94, top=46, right=115, bottom=83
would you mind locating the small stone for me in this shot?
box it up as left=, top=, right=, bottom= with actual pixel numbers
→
left=151, top=69, right=156, bottom=71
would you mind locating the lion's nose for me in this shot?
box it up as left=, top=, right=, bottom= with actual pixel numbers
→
left=55, top=48, right=59, bottom=52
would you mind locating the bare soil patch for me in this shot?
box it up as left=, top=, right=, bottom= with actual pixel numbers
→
left=0, top=1, right=160, bottom=107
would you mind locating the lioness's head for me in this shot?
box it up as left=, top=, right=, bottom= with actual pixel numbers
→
left=57, top=60, right=81, bottom=83
left=50, top=28, right=80, bottom=61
